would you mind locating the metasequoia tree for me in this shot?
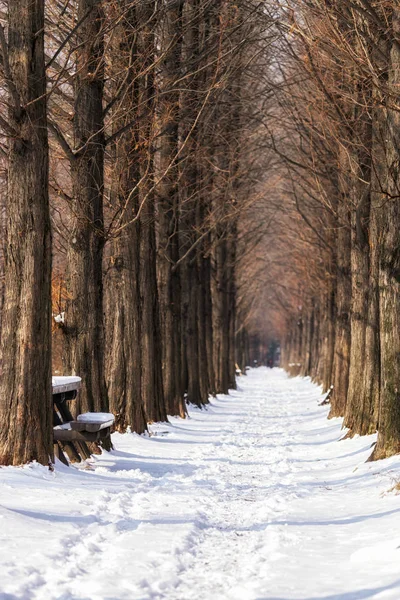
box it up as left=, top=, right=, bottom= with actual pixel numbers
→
left=372, top=6, right=400, bottom=459
left=104, top=0, right=146, bottom=432
left=178, top=0, right=209, bottom=407
left=49, top=0, right=108, bottom=415
left=3, top=0, right=399, bottom=468
left=253, top=0, right=400, bottom=460
left=0, top=0, right=52, bottom=465
left=300, top=0, right=400, bottom=454
left=66, top=0, right=107, bottom=415
left=105, top=0, right=167, bottom=428
left=49, top=0, right=167, bottom=426
left=136, top=0, right=167, bottom=423
left=157, top=0, right=186, bottom=417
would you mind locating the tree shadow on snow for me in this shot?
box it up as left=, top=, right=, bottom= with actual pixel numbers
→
left=258, top=576, right=400, bottom=599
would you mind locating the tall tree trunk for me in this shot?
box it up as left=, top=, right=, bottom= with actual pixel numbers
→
left=330, top=175, right=351, bottom=418
left=322, top=282, right=336, bottom=393
left=373, top=14, right=400, bottom=458
left=197, top=239, right=211, bottom=402
left=0, top=0, right=52, bottom=465
left=310, top=299, right=321, bottom=381
left=137, top=1, right=167, bottom=423
left=64, top=0, right=107, bottom=415
left=227, top=229, right=238, bottom=389
left=180, top=0, right=208, bottom=407
left=157, top=0, right=186, bottom=417
left=344, top=101, right=374, bottom=435
left=212, top=235, right=231, bottom=393
left=360, top=102, right=382, bottom=437
left=204, top=247, right=216, bottom=395
left=105, top=2, right=146, bottom=433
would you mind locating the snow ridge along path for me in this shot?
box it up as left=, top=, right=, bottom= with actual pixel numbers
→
left=1, top=368, right=400, bottom=600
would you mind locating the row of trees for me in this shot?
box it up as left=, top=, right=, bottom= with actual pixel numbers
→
left=272, top=0, right=400, bottom=460
left=0, top=0, right=398, bottom=467
left=0, top=0, right=273, bottom=465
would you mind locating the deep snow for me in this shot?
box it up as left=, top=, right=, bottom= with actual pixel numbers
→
left=1, top=368, right=400, bottom=600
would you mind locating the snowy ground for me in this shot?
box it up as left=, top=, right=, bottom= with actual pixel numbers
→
left=1, top=368, right=400, bottom=600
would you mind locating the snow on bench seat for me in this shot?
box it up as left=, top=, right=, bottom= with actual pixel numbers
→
left=68, top=413, right=115, bottom=433
left=77, top=413, right=114, bottom=425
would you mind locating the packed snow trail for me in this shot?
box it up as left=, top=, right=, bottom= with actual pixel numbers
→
left=1, top=369, right=400, bottom=600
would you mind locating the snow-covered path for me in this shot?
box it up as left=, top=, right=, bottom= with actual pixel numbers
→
left=2, top=368, right=400, bottom=600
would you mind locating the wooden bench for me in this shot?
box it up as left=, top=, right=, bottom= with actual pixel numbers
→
left=52, top=377, right=115, bottom=464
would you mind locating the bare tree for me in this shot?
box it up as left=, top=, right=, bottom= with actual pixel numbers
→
left=0, top=0, right=52, bottom=465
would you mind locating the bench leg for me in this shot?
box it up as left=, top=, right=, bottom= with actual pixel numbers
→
left=54, top=442, right=69, bottom=466
left=63, top=441, right=82, bottom=463
left=100, top=435, right=113, bottom=452
left=76, top=441, right=92, bottom=460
